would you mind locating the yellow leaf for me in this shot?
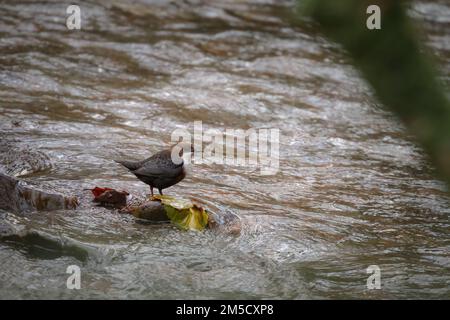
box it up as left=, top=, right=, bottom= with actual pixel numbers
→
left=164, top=203, right=208, bottom=231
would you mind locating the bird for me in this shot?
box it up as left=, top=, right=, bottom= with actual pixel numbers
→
left=115, top=142, right=194, bottom=197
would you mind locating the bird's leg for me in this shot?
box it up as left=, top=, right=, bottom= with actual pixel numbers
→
left=158, top=188, right=163, bottom=195
left=150, top=186, right=154, bottom=197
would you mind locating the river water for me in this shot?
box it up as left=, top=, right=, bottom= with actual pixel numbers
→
left=0, top=0, right=449, bottom=299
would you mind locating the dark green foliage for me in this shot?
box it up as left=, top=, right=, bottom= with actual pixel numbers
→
left=300, top=0, right=450, bottom=185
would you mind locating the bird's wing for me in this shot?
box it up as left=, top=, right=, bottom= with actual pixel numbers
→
left=115, top=159, right=142, bottom=171
left=132, top=151, right=183, bottom=178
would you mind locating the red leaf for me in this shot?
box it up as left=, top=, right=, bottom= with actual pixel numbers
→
left=90, top=187, right=113, bottom=198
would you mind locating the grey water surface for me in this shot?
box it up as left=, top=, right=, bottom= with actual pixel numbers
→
left=0, top=0, right=449, bottom=299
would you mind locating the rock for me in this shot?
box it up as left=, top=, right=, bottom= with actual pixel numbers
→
left=0, top=140, right=78, bottom=213
left=93, top=189, right=129, bottom=209
left=0, top=140, right=52, bottom=177
left=119, top=196, right=241, bottom=234
left=0, top=173, right=79, bottom=213
left=120, top=200, right=169, bottom=221
left=207, top=210, right=242, bottom=235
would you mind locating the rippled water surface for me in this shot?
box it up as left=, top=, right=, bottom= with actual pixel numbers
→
left=0, top=0, right=449, bottom=299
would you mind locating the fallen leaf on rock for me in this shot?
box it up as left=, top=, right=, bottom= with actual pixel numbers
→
left=88, top=187, right=129, bottom=209
left=152, top=195, right=209, bottom=231
left=88, top=187, right=114, bottom=198
left=151, top=195, right=192, bottom=210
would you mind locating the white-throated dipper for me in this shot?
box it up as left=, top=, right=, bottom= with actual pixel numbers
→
left=116, top=142, right=193, bottom=196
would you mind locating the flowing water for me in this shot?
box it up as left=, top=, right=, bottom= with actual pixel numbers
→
left=0, top=0, right=449, bottom=299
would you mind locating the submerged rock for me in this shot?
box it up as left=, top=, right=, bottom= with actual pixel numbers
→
left=207, top=210, right=241, bottom=235
left=0, top=140, right=78, bottom=213
left=0, top=220, right=90, bottom=262
left=0, top=140, right=52, bottom=177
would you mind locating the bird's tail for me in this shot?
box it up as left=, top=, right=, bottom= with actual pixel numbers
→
left=114, top=159, right=142, bottom=171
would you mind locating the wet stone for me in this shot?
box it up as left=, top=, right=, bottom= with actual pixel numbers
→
left=0, top=139, right=52, bottom=177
